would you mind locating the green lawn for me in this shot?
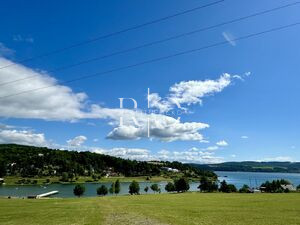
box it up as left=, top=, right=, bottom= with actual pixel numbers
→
left=0, top=193, right=300, bottom=225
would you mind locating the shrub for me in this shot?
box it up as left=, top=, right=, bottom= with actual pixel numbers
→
left=174, top=177, right=190, bottom=192
left=165, top=182, right=175, bottom=192
left=198, top=176, right=218, bottom=192
left=150, top=184, right=159, bottom=193
left=97, top=185, right=108, bottom=196
left=73, top=184, right=85, bottom=197
left=129, top=180, right=140, bottom=195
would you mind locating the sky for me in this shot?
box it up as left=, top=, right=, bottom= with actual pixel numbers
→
left=0, top=0, right=299, bottom=163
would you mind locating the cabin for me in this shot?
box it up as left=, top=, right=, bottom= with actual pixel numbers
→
left=161, top=167, right=179, bottom=173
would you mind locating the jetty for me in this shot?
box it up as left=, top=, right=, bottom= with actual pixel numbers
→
left=28, top=191, right=59, bottom=199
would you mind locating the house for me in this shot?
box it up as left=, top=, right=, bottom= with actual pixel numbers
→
left=161, top=167, right=179, bottom=173
left=281, top=184, right=296, bottom=191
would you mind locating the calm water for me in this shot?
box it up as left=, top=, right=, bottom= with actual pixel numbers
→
left=1, top=171, right=300, bottom=198
left=215, top=171, right=300, bottom=188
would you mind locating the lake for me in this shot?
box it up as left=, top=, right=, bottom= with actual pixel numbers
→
left=1, top=171, right=300, bottom=198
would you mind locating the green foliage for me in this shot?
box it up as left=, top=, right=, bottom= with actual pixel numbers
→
left=239, top=184, right=250, bottom=193
left=129, top=180, right=140, bottom=195
left=150, top=183, right=159, bottom=193
left=109, top=182, right=115, bottom=194
left=73, top=184, right=85, bottom=197
left=260, top=179, right=291, bottom=193
left=144, top=186, right=149, bottom=193
left=0, top=144, right=214, bottom=179
left=97, top=185, right=108, bottom=196
left=174, top=177, right=190, bottom=192
left=61, top=172, right=69, bottom=182
left=114, top=179, right=120, bottom=195
left=219, top=180, right=237, bottom=193
left=297, top=184, right=300, bottom=191
left=165, top=182, right=175, bottom=192
left=198, top=176, right=218, bottom=192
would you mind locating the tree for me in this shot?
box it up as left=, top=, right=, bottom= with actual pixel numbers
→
left=115, top=179, right=120, bottom=195
left=97, top=185, right=108, bottom=196
left=297, top=184, right=300, bottom=191
left=174, top=177, right=190, bottom=192
left=144, top=186, right=149, bottom=193
left=165, top=182, right=175, bottom=192
left=73, top=184, right=85, bottom=197
left=129, top=180, right=140, bottom=195
left=239, top=184, right=250, bottom=193
left=198, top=176, right=218, bottom=192
left=109, top=182, right=115, bottom=194
left=61, top=172, right=69, bottom=182
left=150, top=184, right=159, bottom=193
left=219, top=180, right=237, bottom=193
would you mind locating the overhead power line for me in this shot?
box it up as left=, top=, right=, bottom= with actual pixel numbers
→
left=0, top=0, right=224, bottom=70
left=0, top=22, right=299, bottom=100
left=1, top=1, right=298, bottom=87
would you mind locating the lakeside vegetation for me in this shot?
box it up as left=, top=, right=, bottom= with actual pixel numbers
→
left=0, top=144, right=216, bottom=185
left=191, top=161, right=300, bottom=173
left=1, top=193, right=300, bottom=225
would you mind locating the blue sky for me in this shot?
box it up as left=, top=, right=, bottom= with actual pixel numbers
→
left=0, top=0, right=299, bottom=163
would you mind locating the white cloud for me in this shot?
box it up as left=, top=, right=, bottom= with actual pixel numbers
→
left=149, top=73, right=239, bottom=113
left=12, top=35, right=34, bottom=43
left=216, top=140, right=228, bottom=147
left=0, top=43, right=15, bottom=57
left=259, top=156, right=293, bottom=162
left=92, top=146, right=223, bottom=164
left=222, top=31, right=236, bottom=46
left=0, top=128, right=47, bottom=146
left=67, top=135, right=87, bottom=146
left=231, top=154, right=236, bottom=158
left=206, top=146, right=219, bottom=151
left=241, top=136, right=249, bottom=139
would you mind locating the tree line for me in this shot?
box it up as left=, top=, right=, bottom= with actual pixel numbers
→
left=71, top=177, right=300, bottom=197
left=0, top=144, right=216, bottom=179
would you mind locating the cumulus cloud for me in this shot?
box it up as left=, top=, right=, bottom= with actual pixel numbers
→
left=0, top=125, right=47, bottom=146
left=216, top=140, right=228, bottom=146
left=92, top=146, right=223, bottom=163
left=241, top=136, right=249, bottom=139
left=67, top=135, right=87, bottom=146
left=149, top=73, right=239, bottom=113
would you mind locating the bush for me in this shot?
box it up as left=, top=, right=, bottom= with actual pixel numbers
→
left=144, top=186, right=149, bottom=193
left=97, top=185, right=108, bottom=196
left=115, top=179, right=120, bottom=195
left=150, top=184, right=159, bottom=193
left=219, top=180, right=237, bottom=193
left=73, top=184, right=85, bottom=197
left=239, top=184, right=250, bottom=193
left=165, top=182, right=175, bottom=192
left=198, top=176, right=218, bottom=192
left=109, top=182, right=115, bottom=194
left=129, top=180, right=140, bottom=195
left=174, top=177, right=190, bottom=192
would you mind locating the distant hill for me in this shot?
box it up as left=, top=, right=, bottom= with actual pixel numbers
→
left=189, top=161, right=300, bottom=173
left=0, top=144, right=216, bottom=178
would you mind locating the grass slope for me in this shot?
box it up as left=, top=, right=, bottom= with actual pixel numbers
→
left=0, top=193, right=300, bottom=225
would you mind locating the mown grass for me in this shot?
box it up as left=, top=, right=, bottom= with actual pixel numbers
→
left=3, top=175, right=172, bottom=185
left=0, top=193, right=300, bottom=225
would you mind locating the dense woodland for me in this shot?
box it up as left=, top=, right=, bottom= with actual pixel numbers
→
left=0, top=144, right=216, bottom=178
left=190, top=161, right=300, bottom=173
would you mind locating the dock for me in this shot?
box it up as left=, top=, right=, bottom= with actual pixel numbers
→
left=28, top=191, right=59, bottom=199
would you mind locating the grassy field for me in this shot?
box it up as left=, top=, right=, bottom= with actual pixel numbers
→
left=0, top=193, right=300, bottom=225
left=2, top=175, right=172, bottom=185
